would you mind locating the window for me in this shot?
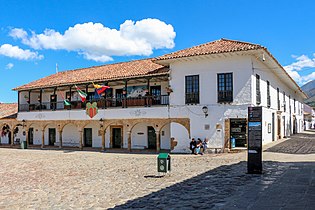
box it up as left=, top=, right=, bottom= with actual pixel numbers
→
left=294, top=99, right=296, bottom=113
left=256, top=74, right=261, bottom=105
left=267, top=81, right=271, bottom=108
left=185, top=75, right=199, bottom=104
left=217, top=73, right=233, bottom=103
left=277, top=88, right=280, bottom=110
left=283, top=92, right=286, bottom=112
left=289, top=95, right=291, bottom=113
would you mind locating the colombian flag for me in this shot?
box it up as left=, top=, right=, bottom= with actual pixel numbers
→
left=93, top=83, right=110, bottom=95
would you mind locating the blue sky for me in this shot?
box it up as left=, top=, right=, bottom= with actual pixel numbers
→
left=1, top=0, right=315, bottom=102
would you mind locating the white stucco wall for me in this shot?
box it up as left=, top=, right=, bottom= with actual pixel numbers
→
left=15, top=52, right=306, bottom=153
left=168, top=55, right=252, bottom=150
left=252, top=58, right=304, bottom=140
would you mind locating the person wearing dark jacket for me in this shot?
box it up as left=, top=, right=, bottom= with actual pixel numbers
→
left=189, top=138, right=197, bottom=154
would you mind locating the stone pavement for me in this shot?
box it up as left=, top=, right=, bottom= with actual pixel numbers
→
left=0, top=131, right=314, bottom=209
left=113, top=132, right=315, bottom=210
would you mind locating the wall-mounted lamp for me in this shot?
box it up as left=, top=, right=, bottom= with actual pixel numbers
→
left=202, top=106, right=208, bottom=118
left=99, top=118, right=104, bottom=128
left=22, top=119, right=26, bottom=128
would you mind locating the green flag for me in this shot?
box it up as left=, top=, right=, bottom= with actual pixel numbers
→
left=64, top=100, right=71, bottom=106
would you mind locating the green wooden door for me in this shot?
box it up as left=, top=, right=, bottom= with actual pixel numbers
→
left=148, top=126, right=156, bottom=149
left=49, top=128, right=56, bottom=146
left=112, top=128, right=122, bottom=148
left=84, top=128, right=92, bottom=147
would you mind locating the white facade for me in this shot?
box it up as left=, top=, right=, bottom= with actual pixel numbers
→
left=14, top=43, right=306, bottom=153
left=158, top=51, right=305, bottom=152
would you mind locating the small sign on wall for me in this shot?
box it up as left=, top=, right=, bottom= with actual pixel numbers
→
left=204, top=124, right=210, bottom=130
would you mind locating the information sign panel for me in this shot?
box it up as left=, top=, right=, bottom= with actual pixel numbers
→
left=247, top=107, right=262, bottom=174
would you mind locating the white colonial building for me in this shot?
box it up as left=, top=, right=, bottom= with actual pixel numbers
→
left=2, top=39, right=306, bottom=153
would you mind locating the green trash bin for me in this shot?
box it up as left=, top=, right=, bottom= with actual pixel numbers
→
left=157, top=153, right=171, bottom=173
left=21, top=140, right=27, bottom=149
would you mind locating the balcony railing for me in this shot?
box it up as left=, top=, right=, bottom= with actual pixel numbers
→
left=218, top=90, right=233, bottom=103
left=19, top=95, right=169, bottom=112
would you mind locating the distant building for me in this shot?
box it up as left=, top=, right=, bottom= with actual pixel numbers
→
left=304, top=104, right=315, bottom=130
left=1, top=39, right=307, bottom=152
left=0, top=103, right=19, bottom=145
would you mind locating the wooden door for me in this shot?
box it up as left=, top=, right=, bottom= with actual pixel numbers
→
left=147, top=126, right=156, bottom=149
left=112, top=128, right=122, bottom=148
left=150, top=86, right=161, bottom=105
left=115, top=89, right=123, bottom=107
left=28, top=128, right=34, bottom=145
left=48, top=128, right=56, bottom=146
left=50, top=94, right=57, bottom=110
left=84, top=128, right=93, bottom=147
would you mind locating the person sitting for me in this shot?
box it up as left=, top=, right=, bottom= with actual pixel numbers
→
left=195, top=139, right=204, bottom=155
left=189, top=138, right=196, bottom=154
left=202, top=138, right=209, bottom=153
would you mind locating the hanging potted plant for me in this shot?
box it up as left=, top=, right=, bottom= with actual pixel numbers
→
left=24, top=95, right=30, bottom=104
left=166, top=86, right=173, bottom=94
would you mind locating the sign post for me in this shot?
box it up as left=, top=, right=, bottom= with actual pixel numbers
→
left=247, top=106, right=263, bottom=174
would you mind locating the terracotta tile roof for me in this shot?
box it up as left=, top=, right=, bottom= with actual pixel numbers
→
left=155, top=38, right=265, bottom=61
left=0, top=103, right=17, bottom=119
left=13, top=59, right=169, bottom=91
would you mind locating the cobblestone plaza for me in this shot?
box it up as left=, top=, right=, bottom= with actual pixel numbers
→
left=0, top=131, right=314, bottom=209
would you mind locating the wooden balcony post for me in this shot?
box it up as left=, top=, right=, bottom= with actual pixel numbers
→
left=101, top=130, right=106, bottom=151
left=124, top=80, right=128, bottom=108
left=41, top=129, right=45, bottom=149
left=39, top=89, right=42, bottom=110
left=58, top=128, right=63, bottom=149
left=155, top=131, right=160, bottom=152
left=28, top=90, right=31, bottom=112
left=10, top=129, right=14, bottom=146
left=79, top=129, right=83, bottom=150
left=127, top=131, right=131, bottom=151
left=25, top=128, right=29, bottom=146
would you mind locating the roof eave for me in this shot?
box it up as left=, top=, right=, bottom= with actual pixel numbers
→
left=13, top=71, right=170, bottom=91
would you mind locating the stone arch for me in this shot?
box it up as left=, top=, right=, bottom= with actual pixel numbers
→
left=62, top=122, right=81, bottom=147
left=129, top=120, right=157, bottom=133
left=43, top=122, right=58, bottom=146
left=25, top=122, right=41, bottom=131
left=81, top=120, right=101, bottom=148
left=43, top=122, right=58, bottom=130
left=103, top=119, right=125, bottom=132
left=160, top=118, right=190, bottom=138
left=0, top=123, right=12, bottom=144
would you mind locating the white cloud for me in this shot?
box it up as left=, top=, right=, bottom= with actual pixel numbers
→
left=9, top=18, right=176, bottom=62
left=284, top=54, right=315, bottom=85
left=5, top=63, right=14, bottom=69
left=0, top=44, right=43, bottom=60
left=284, top=55, right=315, bottom=71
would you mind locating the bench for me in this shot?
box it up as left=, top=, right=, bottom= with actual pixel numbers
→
left=206, top=147, right=223, bottom=154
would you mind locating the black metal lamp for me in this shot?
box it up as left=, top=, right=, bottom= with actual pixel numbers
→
left=202, top=106, right=208, bottom=118
left=99, top=118, right=104, bottom=128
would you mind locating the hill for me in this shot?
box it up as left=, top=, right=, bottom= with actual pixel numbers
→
left=301, top=80, right=315, bottom=98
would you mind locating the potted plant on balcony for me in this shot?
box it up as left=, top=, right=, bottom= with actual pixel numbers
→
left=166, top=86, right=173, bottom=95
left=24, top=95, right=30, bottom=104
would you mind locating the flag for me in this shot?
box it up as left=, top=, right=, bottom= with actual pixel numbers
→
left=93, top=83, right=110, bottom=95
left=75, top=85, right=87, bottom=102
left=64, top=99, right=71, bottom=106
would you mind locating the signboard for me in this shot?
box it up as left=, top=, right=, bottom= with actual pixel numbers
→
left=247, top=107, right=262, bottom=174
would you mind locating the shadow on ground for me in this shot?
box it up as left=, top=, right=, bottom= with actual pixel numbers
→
left=265, top=132, right=315, bottom=154
left=111, top=161, right=315, bottom=210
